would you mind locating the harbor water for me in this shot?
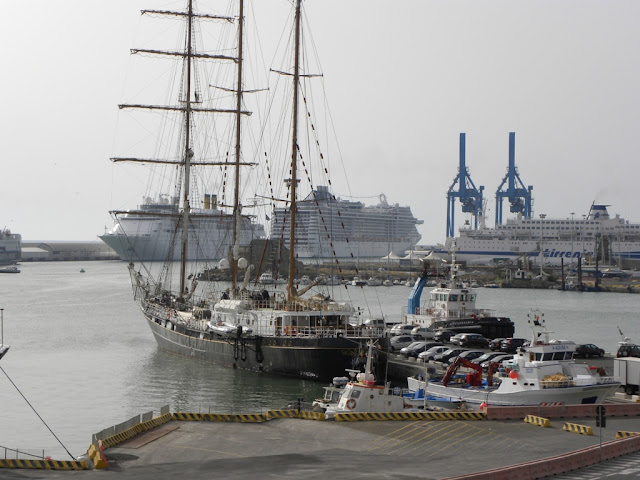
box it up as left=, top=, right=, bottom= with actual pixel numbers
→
left=0, top=260, right=638, bottom=459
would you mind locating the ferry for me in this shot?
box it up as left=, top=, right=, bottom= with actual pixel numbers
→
left=432, top=204, right=640, bottom=266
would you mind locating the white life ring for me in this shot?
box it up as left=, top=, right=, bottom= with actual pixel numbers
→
left=346, top=398, right=356, bottom=410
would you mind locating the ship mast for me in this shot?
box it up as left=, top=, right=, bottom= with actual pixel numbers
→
left=287, top=0, right=302, bottom=302
left=113, top=4, right=244, bottom=295
left=179, top=0, right=195, bottom=297
left=231, top=0, right=245, bottom=292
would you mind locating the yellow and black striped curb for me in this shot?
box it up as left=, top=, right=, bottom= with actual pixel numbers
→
left=267, top=409, right=298, bottom=419
left=524, top=415, right=551, bottom=428
left=334, top=411, right=486, bottom=422
left=617, top=431, right=640, bottom=439
left=0, top=459, right=88, bottom=470
left=171, top=411, right=326, bottom=422
left=563, top=422, right=593, bottom=436
left=99, top=413, right=173, bottom=449
left=297, top=411, right=326, bottom=421
left=172, top=412, right=268, bottom=422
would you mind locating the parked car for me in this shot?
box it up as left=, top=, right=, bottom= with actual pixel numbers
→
left=500, top=338, right=527, bottom=353
left=434, top=348, right=468, bottom=364
left=447, top=350, right=485, bottom=365
left=390, top=324, right=416, bottom=336
left=389, top=335, right=419, bottom=352
left=418, top=345, right=448, bottom=362
left=481, top=354, right=513, bottom=370
left=617, top=343, right=640, bottom=358
left=400, top=341, right=432, bottom=358
left=471, top=352, right=505, bottom=365
left=489, top=338, right=506, bottom=351
left=411, top=326, right=435, bottom=340
left=459, top=333, right=490, bottom=348
left=434, top=329, right=456, bottom=343
left=574, top=344, right=605, bottom=358
left=449, top=333, right=474, bottom=346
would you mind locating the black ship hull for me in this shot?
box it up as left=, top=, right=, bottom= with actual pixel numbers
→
left=432, top=316, right=514, bottom=339
left=145, top=314, right=387, bottom=383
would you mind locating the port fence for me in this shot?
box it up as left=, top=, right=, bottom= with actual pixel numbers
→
left=91, top=405, right=169, bottom=449
left=1, top=445, right=48, bottom=460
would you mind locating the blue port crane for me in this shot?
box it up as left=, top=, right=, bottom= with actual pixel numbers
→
left=495, top=132, right=533, bottom=225
left=446, top=133, right=484, bottom=238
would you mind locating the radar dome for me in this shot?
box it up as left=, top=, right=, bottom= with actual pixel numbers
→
left=237, top=258, right=248, bottom=270
left=218, top=258, right=230, bottom=270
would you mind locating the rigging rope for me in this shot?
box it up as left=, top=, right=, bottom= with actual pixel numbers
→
left=0, top=366, right=76, bottom=460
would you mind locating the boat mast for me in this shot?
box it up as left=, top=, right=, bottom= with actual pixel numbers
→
left=179, top=0, right=195, bottom=297
left=287, top=0, right=302, bottom=302
left=231, top=0, right=245, bottom=293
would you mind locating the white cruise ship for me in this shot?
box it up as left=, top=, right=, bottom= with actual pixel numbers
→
left=100, top=194, right=266, bottom=262
left=0, top=229, right=21, bottom=265
left=433, top=204, right=640, bottom=266
left=268, top=186, right=422, bottom=261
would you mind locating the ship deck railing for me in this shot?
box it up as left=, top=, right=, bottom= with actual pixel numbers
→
left=401, top=306, right=496, bottom=321
left=279, top=326, right=385, bottom=338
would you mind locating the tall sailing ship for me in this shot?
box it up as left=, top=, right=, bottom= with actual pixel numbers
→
left=269, top=186, right=422, bottom=261
left=122, top=0, right=388, bottom=382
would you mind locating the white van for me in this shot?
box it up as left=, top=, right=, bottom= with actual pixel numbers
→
left=411, top=326, right=435, bottom=340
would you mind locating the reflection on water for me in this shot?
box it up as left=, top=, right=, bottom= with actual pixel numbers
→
left=129, top=349, right=323, bottom=415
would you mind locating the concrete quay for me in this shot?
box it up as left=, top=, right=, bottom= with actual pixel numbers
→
left=4, top=405, right=640, bottom=479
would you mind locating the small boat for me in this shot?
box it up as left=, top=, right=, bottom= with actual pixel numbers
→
left=408, top=309, right=620, bottom=406
left=0, top=266, right=20, bottom=274
left=484, top=283, right=500, bottom=288
left=312, top=376, right=349, bottom=412
left=258, top=272, right=275, bottom=285
left=382, top=279, right=394, bottom=287
left=366, top=277, right=383, bottom=286
left=351, top=277, right=367, bottom=287
left=207, top=317, right=253, bottom=336
left=80, top=268, right=86, bottom=273
left=325, top=342, right=407, bottom=418
left=294, top=275, right=312, bottom=286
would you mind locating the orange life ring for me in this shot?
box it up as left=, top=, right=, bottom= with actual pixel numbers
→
left=346, top=398, right=356, bottom=410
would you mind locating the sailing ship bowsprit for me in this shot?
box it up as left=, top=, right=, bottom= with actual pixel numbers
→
left=122, top=0, right=388, bottom=382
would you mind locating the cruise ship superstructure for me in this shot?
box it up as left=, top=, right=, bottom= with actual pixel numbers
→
left=100, top=195, right=266, bottom=262
left=435, top=204, right=640, bottom=266
left=268, top=186, right=423, bottom=260
left=0, top=229, right=21, bottom=265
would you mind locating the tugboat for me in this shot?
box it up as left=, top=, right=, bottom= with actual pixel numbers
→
left=402, top=252, right=514, bottom=339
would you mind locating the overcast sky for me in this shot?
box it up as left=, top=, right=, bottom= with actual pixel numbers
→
left=2, top=0, right=638, bottom=245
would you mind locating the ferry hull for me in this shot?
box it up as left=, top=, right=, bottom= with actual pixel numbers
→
left=144, top=314, right=384, bottom=382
